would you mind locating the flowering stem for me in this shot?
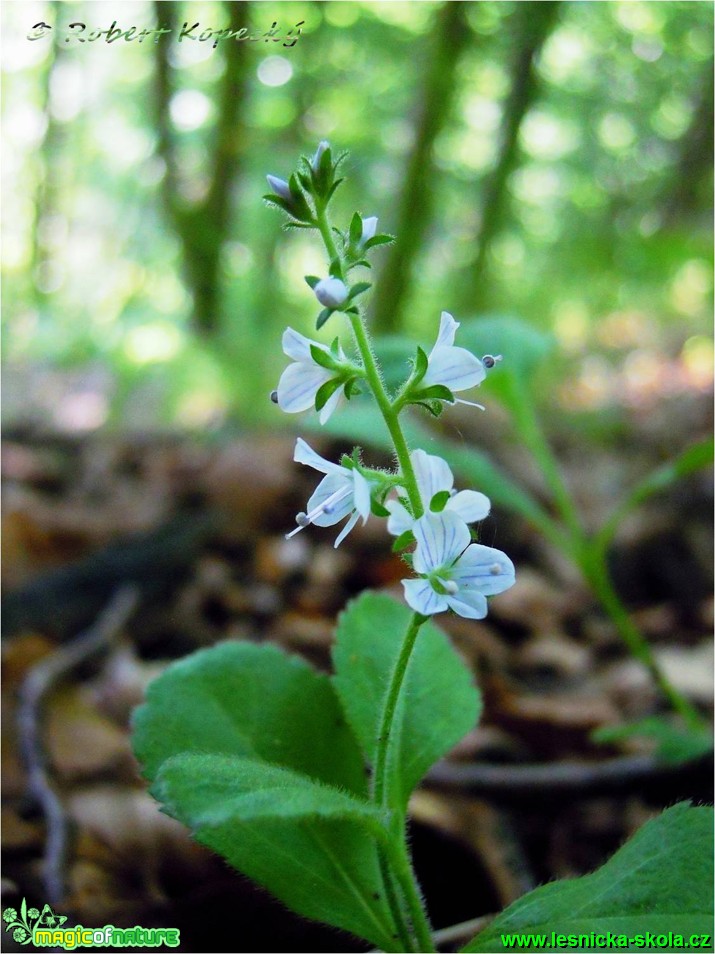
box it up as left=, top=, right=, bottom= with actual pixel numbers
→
left=315, top=203, right=424, bottom=518
left=315, top=200, right=433, bottom=949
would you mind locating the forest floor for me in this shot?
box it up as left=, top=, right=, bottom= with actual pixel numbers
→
left=2, top=401, right=713, bottom=952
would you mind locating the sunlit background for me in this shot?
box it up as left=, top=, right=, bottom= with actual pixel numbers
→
left=2, top=0, right=713, bottom=434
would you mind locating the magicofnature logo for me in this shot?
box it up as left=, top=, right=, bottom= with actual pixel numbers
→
left=3, top=899, right=180, bottom=949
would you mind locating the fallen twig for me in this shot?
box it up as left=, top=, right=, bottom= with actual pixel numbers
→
left=16, top=586, right=140, bottom=904
left=425, top=751, right=712, bottom=799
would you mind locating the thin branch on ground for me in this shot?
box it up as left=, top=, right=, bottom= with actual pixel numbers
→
left=16, top=586, right=140, bottom=905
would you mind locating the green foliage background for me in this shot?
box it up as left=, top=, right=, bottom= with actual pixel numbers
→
left=2, top=0, right=712, bottom=432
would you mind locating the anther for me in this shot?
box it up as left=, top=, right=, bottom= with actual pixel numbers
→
left=444, top=580, right=459, bottom=594
left=270, top=389, right=279, bottom=404
left=482, top=354, right=503, bottom=369
left=295, top=512, right=310, bottom=527
left=489, top=563, right=502, bottom=575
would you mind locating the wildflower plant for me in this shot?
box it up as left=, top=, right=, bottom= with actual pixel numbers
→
left=132, top=145, right=713, bottom=952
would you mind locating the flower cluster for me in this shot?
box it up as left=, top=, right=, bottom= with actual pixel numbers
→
left=267, top=143, right=515, bottom=621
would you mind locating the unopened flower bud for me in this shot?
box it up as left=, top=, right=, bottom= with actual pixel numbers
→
left=314, top=277, right=349, bottom=309
left=311, top=140, right=330, bottom=172
left=360, top=216, right=378, bottom=245
left=266, top=175, right=291, bottom=202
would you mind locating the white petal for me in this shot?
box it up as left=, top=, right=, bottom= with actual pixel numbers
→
left=352, top=470, right=372, bottom=522
left=446, top=490, right=491, bottom=523
left=308, top=473, right=354, bottom=527
left=402, top=578, right=448, bottom=616
left=282, top=327, right=315, bottom=362
left=412, top=511, right=471, bottom=574
left=445, top=590, right=488, bottom=619
left=412, top=449, right=453, bottom=504
left=361, top=216, right=378, bottom=243
left=423, top=346, right=486, bottom=392
left=385, top=499, right=414, bottom=536
left=318, top=385, right=344, bottom=425
left=451, top=544, right=516, bottom=596
left=293, top=438, right=345, bottom=476
left=277, top=362, right=331, bottom=413
left=431, top=311, right=459, bottom=352
left=334, top=511, right=360, bottom=547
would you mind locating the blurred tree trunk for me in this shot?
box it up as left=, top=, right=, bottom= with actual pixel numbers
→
left=370, top=1, right=473, bottom=335
left=663, top=56, right=714, bottom=225
left=456, top=1, right=562, bottom=315
left=31, top=1, right=69, bottom=308
left=153, top=1, right=250, bottom=335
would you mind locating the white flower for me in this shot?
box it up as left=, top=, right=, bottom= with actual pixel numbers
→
left=266, top=175, right=291, bottom=202
left=422, top=311, right=486, bottom=405
left=287, top=439, right=373, bottom=547
left=276, top=328, right=347, bottom=424
left=314, top=277, right=349, bottom=309
left=402, top=510, right=515, bottom=619
left=360, top=216, right=378, bottom=245
left=386, top=449, right=490, bottom=535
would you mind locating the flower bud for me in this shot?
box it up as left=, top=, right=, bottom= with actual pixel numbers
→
left=311, top=140, right=330, bottom=172
left=360, top=216, right=378, bottom=245
left=266, top=175, right=291, bottom=202
left=314, top=277, right=349, bottom=309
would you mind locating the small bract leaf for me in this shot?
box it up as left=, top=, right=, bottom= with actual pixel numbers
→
left=315, top=376, right=343, bottom=412
left=316, top=308, right=332, bottom=330
left=430, top=490, right=451, bottom=512
left=309, top=343, right=340, bottom=371
left=392, top=529, right=416, bottom=553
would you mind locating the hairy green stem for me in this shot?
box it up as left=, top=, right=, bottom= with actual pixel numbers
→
left=372, top=612, right=435, bottom=952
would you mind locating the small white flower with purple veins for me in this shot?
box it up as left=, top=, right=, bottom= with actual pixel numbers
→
left=402, top=510, right=515, bottom=619
left=386, top=449, right=490, bottom=535
left=287, top=438, right=374, bottom=547
left=423, top=311, right=486, bottom=406
left=276, top=328, right=346, bottom=424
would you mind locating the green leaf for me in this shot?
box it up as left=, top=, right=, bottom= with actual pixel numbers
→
left=304, top=275, right=320, bottom=289
left=412, top=384, right=455, bottom=403
left=349, top=212, right=363, bottom=245
left=430, top=490, right=451, bottom=512
left=371, top=498, right=390, bottom=518
left=315, top=376, right=343, bottom=412
left=348, top=281, right=372, bottom=301
left=412, top=346, right=429, bottom=386
left=364, top=234, right=395, bottom=250
left=592, top=716, right=713, bottom=765
left=153, top=754, right=397, bottom=949
left=154, top=754, right=388, bottom=832
left=132, top=643, right=400, bottom=950
left=392, top=529, right=415, bottom=552
left=132, top=641, right=366, bottom=795
left=316, top=307, right=332, bottom=330
left=462, top=803, right=714, bottom=952
left=309, top=343, right=340, bottom=371
left=332, top=592, right=480, bottom=810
